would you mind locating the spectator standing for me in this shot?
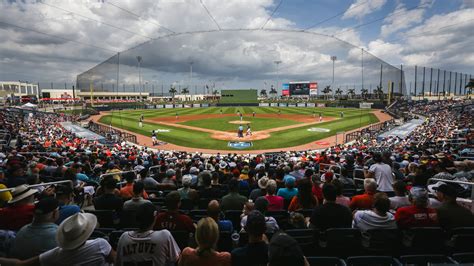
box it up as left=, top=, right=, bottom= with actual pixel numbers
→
left=352, top=193, right=397, bottom=231
left=309, top=183, right=352, bottom=231
left=264, top=179, right=284, bottom=211
left=116, top=203, right=180, bottom=266
left=0, top=184, right=37, bottom=230
left=221, top=179, right=247, bottom=211
left=395, top=187, right=438, bottom=229
left=178, top=217, right=231, bottom=266
left=154, top=191, right=195, bottom=233
left=365, top=153, right=394, bottom=194
left=10, top=197, right=59, bottom=259
left=232, top=210, right=268, bottom=266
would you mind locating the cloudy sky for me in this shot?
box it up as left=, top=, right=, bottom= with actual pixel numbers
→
left=0, top=0, right=473, bottom=93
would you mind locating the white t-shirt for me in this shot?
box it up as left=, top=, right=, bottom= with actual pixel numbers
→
left=39, top=238, right=111, bottom=266
left=369, top=163, right=394, bottom=192
left=389, top=196, right=411, bottom=210
left=116, top=229, right=180, bottom=266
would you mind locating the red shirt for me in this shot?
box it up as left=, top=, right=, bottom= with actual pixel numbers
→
left=0, top=204, right=34, bottom=231
left=349, top=192, right=375, bottom=211
left=395, top=205, right=438, bottom=229
left=154, top=211, right=195, bottom=233
left=119, top=183, right=148, bottom=199
left=265, top=195, right=284, bottom=211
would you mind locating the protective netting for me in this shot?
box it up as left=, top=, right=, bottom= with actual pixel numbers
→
left=77, top=29, right=406, bottom=96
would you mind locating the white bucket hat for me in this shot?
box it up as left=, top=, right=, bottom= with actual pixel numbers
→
left=8, top=184, right=38, bottom=204
left=57, top=213, right=97, bottom=250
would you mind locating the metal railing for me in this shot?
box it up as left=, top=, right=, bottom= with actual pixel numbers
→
left=0, top=180, right=73, bottom=193
left=88, top=121, right=137, bottom=144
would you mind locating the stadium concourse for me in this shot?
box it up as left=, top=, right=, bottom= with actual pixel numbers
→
left=0, top=99, right=473, bottom=265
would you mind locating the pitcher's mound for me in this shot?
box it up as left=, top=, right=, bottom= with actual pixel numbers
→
left=211, top=131, right=269, bottom=141
left=229, top=120, right=251, bottom=125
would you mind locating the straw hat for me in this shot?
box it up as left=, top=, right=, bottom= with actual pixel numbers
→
left=57, top=213, right=97, bottom=250
left=8, top=184, right=38, bottom=204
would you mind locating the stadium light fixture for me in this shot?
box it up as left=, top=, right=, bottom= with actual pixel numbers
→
left=331, top=56, right=337, bottom=84
left=274, top=60, right=282, bottom=96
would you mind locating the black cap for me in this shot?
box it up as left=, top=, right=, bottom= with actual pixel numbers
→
left=55, top=185, right=73, bottom=196
left=35, top=197, right=59, bottom=215
left=434, top=184, right=457, bottom=197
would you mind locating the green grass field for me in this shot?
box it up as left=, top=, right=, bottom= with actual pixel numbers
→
left=99, top=107, right=378, bottom=150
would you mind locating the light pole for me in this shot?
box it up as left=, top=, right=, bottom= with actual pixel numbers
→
left=136, top=56, right=142, bottom=101
left=189, top=61, right=194, bottom=94
left=331, top=56, right=337, bottom=84
left=274, top=60, right=282, bottom=97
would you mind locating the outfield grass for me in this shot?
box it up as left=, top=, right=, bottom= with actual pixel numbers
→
left=99, top=107, right=378, bottom=150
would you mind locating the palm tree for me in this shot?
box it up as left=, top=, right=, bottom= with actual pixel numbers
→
left=361, top=88, right=369, bottom=100
left=260, top=89, right=268, bottom=98
left=269, top=85, right=278, bottom=98
left=181, top=87, right=190, bottom=101
left=169, top=85, right=177, bottom=101
left=322, top=85, right=332, bottom=100
left=335, top=88, right=343, bottom=99
left=347, top=89, right=356, bottom=99
left=374, top=85, right=384, bottom=100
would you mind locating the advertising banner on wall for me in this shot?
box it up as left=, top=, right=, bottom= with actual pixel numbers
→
left=174, top=104, right=183, bottom=108
left=317, top=103, right=326, bottom=107
left=297, top=103, right=306, bottom=107
left=183, top=104, right=192, bottom=108
left=270, top=103, right=278, bottom=107
left=359, top=102, right=373, bottom=109
left=259, top=103, right=270, bottom=107
left=288, top=104, right=297, bottom=107
left=201, top=103, right=209, bottom=107
left=156, top=105, right=164, bottom=109
left=165, top=104, right=174, bottom=108
left=192, top=104, right=201, bottom=108
left=278, top=103, right=287, bottom=107
left=307, top=103, right=316, bottom=107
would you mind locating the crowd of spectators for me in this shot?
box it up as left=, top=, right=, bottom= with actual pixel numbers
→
left=0, top=99, right=473, bottom=265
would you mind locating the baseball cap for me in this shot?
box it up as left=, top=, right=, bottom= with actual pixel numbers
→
left=55, top=185, right=74, bottom=196
left=35, top=197, right=59, bottom=215
left=433, top=184, right=457, bottom=197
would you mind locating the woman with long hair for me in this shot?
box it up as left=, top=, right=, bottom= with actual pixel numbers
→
left=178, top=217, right=231, bottom=266
left=288, top=180, right=319, bottom=212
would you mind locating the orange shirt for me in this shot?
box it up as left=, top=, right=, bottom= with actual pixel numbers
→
left=119, top=183, right=148, bottom=199
left=349, top=192, right=374, bottom=211
left=179, top=247, right=231, bottom=266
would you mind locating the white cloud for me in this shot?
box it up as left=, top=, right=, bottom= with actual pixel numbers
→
left=342, top=0, right=387, bottom=20
left=380, top=1, right=431, bottom=38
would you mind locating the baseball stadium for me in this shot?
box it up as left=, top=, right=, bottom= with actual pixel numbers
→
left=1, top=0, right=474, bottom=265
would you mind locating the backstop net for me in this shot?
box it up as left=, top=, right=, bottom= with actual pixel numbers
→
left=76, top=29, right=406, bottom=97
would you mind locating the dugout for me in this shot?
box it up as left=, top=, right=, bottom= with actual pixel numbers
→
left=218, top=89, right=258, bottom=106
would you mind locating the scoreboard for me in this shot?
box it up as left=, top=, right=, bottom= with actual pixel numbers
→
left=288, top=81, right=318, bottom=96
